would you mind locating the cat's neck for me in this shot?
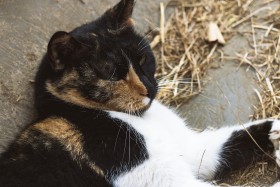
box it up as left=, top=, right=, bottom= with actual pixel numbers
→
left=37, top=95, right=106, bottom=120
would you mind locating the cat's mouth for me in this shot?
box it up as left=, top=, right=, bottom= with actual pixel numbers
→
left=140, top=97, right=153, bottom=112
left=143, top=97, right=151, bottom=105
left=123, top=96, right=152, bottom=115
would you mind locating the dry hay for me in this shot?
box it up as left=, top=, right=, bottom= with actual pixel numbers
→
left=219, top=157, right=279, bottom=187
left=151, top=0, right=280, bottom=186
left=236, top=11, right=280, bottom=120
left=153, top=0, right=249, bottom=107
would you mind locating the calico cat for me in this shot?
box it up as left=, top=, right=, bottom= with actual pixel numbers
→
left=0, top=0, right=280, bottom=186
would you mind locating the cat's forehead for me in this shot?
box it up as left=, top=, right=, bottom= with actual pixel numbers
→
left=78, top=27, right=145, bottom=62
left=90, top=26, right=141, bottom=47
left=73, top=20, right=141, bottom=47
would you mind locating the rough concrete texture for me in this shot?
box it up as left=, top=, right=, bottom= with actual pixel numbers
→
left=179, top=30, right=260, bottom=129
left=0, top=0, right=171, bottom=152
left=179, top=62, right=259, bottom=130
left=179, top=0, right=279, bottom=129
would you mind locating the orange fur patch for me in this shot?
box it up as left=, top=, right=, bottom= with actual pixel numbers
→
left=30, top=117, right=104, bottom=176
left=125, top=66, right=147, bottom=96
left=46, top=67, right=149, bottom=113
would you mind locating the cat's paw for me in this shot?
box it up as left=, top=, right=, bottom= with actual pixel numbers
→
left=272, top=182, right=280, bottom=187
left=269, top=120, right=280, bottom=166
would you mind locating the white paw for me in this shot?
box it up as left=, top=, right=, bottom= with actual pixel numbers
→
left=272, top=182, right=280, bottom=187
left=269, top=120, right=280, bottom=167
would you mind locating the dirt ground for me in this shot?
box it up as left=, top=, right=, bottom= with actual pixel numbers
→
left=0, top=0, right=279, bottom=186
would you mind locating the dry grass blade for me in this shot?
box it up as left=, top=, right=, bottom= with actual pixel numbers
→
left=235, top=17, right=280, bottom=120
left=154, top=0, right=250, bottom=106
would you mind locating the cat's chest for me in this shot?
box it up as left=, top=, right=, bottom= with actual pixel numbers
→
left=109, top=101, right=196, bottom=157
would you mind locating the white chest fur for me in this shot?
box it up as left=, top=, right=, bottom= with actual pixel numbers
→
left=109, top=101, right=229, bottom=187
left=109, top=101, right=191, bottom=157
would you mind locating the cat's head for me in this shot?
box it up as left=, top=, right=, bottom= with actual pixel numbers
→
left=41, top=0, right=157, bottom=114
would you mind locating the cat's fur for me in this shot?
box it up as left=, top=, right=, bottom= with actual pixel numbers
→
left=0, top=0, right=280, bottom=186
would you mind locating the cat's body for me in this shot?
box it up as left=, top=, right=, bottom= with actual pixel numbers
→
left=110, top=103, right=280, bottom=186
left=0, top=0, right=280, bottom=186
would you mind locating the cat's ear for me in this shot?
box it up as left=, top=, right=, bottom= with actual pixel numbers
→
left=108, top=0, right=135, bottom=28
left=47, top=31, right=88, bottom=71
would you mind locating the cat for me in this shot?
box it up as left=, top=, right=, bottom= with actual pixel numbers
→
left=0, top=0, right=280, bottom=186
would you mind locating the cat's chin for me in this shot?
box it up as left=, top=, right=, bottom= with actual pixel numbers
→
left=143, top=97, right=151, bottom=105
left=127, top=106, right=150, bottom=116
left=123, top=97, right=153, bottom=116
left=140, top=97, right=153, bottom=112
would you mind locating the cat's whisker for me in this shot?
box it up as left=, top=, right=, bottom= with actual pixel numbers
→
left=125, top=103, right=135, bottom=164
left=157, top=79, right=204, bottom=84
left=135, top=103, right=141, bottom=117
left=123, top=101, right=133, bottom=165
left=158, top=78, right=196, bottom=82
left=122, top=128, right=128, bottom=164
left=113, top=125, right=123, bottom=153
left=126, top=104, right=145, bottom=154
left=128, top=103, right=134, bottom=163
left=157, top=82, right=196, bottom=87
left=138, top=44, right=150, bottom=52
left=158, top=86, right=191, bottom=91
left=138, top=42, right=149, bottom=51
left=109, top=68, right=117, bottom=81
left=137, top=36, right=148, bottom=47
left=135, top=110, right=140, bottom=117
left=157, top=86, right=190, bottom=90
left=121, top=49, right=132, bottom=66
left=137, top=27, right=159, bottom=47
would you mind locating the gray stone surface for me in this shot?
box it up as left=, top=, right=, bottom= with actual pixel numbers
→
left=179, top=62, right=259, bottom=129
left=179, top=0, right=279, bottom=129
left=0, top=0, right=171, bottom=152
left=179, top=29, right=260, bottom=129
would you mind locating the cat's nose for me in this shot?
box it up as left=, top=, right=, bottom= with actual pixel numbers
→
left=139, top=92, right=148, bottom=97
left=147, top=90, right=156, bottom=100
left=139, top=76, right=157, bottom=100
left=143, top=97, right=151, bottom=105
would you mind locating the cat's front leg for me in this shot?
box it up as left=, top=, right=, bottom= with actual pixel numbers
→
left=205, top=119, right=280, bottom=180
left=193, top=119, right=280, bottom=182
left=269, top=122, right=280, bottom=166
left=269, top=123, right=280, bottom=186
left=272, top=182, right=280, bottom=187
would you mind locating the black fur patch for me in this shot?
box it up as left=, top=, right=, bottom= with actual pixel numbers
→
left=0, top=101, right=148, bottom=186
left=0, top=129, right=111, bottom=187
left=215, top=121, right=274, bottom=179
left=0, top=0, right=151, bottom=186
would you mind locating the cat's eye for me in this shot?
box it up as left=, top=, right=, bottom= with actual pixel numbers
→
left=139, top=56, right=146, bottom=66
